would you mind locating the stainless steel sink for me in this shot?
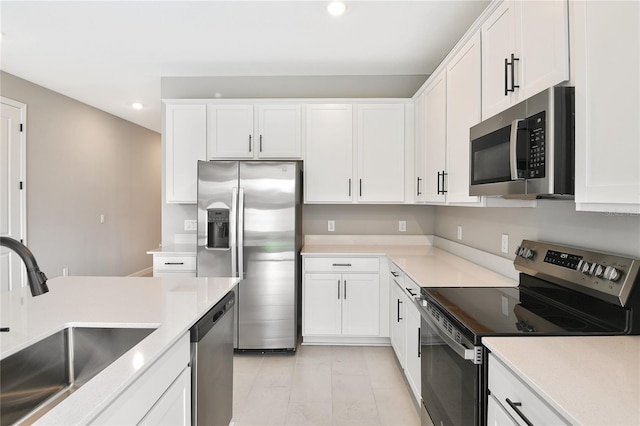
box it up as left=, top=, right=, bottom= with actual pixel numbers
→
left=0, top=326, right=155, bottom=425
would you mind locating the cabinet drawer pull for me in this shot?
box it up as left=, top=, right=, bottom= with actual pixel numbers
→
left=332, top=263, right=352, bottom=267
left=259, top=134, right=263, bottom=152
left=406, top=287, right=416, bottom=297
left=249, top=134, right=252, bottom=152
left=344, top=280, right=347, bottom=299
left=505, top=398, right=533, bottom=426
left=391, top=271, right=399, bottom=277
left=164, top=262, right=184, bottom=265
left=417, top=177, right=422, bottom=196
left=418, top=327, right=421, bottom=358
left=338, top=279, right=341, bottom=299
left=397, top=299, right=403, bottom=322
left=348, top=178, right=352, bottom=197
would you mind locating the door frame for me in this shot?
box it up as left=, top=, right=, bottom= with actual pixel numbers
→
left=1, top=96, right=27, bottom=289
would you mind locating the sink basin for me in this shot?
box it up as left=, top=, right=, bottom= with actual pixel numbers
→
left=0, top=326, right=155, bottom=425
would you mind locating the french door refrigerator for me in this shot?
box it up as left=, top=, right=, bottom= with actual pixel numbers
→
left=197, top=160, right=302, bottom=351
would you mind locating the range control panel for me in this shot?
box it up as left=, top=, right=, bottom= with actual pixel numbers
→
left=514, top=240, right=639, bottom=307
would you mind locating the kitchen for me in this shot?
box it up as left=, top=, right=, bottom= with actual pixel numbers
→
left=1, top=1, right=639, bottom=425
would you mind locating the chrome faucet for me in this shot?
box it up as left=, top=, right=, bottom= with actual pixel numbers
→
left=0, top=237, right=49, bottom=296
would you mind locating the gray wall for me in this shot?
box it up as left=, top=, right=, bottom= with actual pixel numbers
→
left=435, top=201, right=640, bottom=259
left=1, top=72, right=161, bottom=277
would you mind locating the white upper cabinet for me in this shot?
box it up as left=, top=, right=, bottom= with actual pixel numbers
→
left=413, top=93, right=426, bottom=203
left=572, top=0, right=640, bottom=213
left=481, top=0, right=569, bottom=119
left=206, top=104, right=254, bottom=159
left=256, top=104, right=302, bottom=158
left=357, top=104, right=405, bottom=203
left=304, top=102, right=406, bottom=204
left=304, top=104, right=354, bottom=203
left=422, top=71, right=447, bottom=204
left=207, top=103, right=302, bottom=160
left=165, top=104, right=207, bottom=204
left=446, top=31, right=482, bottom=204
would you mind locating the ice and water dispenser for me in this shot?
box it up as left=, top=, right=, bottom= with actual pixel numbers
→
left=206, top=208, right=229, bottom=249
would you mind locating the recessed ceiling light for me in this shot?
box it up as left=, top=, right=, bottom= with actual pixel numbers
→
left=327, top=1, right=347, bottom=16
left=132, top=102, right=143, bottom=110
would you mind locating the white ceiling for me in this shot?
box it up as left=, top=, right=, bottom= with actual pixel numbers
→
left=0, top=1, right=490, bottom=133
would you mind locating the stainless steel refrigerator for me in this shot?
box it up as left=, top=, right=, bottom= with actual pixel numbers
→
left=197, top=160, right=301, bottom=351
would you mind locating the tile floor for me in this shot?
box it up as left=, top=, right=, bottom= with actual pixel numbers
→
left=232, top=345, right=421, bottom=426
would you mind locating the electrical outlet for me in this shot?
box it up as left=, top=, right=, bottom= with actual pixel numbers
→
left=184, top=219, right=197, bottom=231
left=100, top=214, right=105, bottom=224
left=501, top=234, right=509, bottom=253
left=399, top=220, right=406, bottom=232
left=457, top=225, right=463, bottom=240
left=62, top=267, right=69, bottom=276
left=328, top=220, right=335, bottom=232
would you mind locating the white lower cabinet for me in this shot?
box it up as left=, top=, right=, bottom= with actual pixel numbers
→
left=139, top=366, right=191, bottom=426
left=488, top=353, right=569, bottom=425
left=302, top=256, right=388, bottom=344
left=389, top=263, right=421, bottom=404
left=91, top=333, right=191, bottom=425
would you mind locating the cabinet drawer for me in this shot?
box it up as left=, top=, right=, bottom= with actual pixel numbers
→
left=489, top=354, right=569, bottom=425
left=304, top=257, right=380, bottom=273
left=153, top=256, right=196, bottom=272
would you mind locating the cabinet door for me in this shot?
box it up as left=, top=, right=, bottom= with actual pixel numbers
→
left=303, top=273, right=342, bottom=336
left=305, top=104, right=354, bottom=203
left=414, top=93, right=426, bottom=203
left=405, top=301, right=421, bottom=404
left=357, top=104, right=405, bottom=203
left=389, top=282, right=406, bottom=366
left=140, top=366, right=191, bottom=426
left=481, top=0, right=519, bottom=119
left=165, top=104, right=206, bottom=204
left=486, top=394, right=519, bottom=426
left=341, top=273, right=380, bottom=336
left=519, top=0, right=569, bottom=100
left=446, top=32, right=482, bottom=204
left=574, top=1, right=640, bottom=212
left=423, top=71, right=447, bottom=203
left=207, top=104, right=254, bottom=159
left=256, top=104, right=302, bottom=158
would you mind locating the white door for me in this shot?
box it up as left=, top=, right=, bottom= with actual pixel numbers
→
left=405, top=301, right=422, bottom=403
left=423, top=71, right=447, bottom=203
left=341, top=273, right=380, bottom=336
left=303, top=273, right=342, bottom=336
left=357, top=104, right=405, bottom=203
left=446, top=31, right=482, bottom=204
left=206, top=104, right=254, bottom=159
left=481, top=0, right=519, bottom=119
left=304, top=104, right=354, bottom=203
left=256, top=104, right=302, bottom=158
left=0, top=98, right=26, bottom=291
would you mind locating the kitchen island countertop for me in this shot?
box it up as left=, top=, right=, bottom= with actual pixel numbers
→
left=0, top=275, right=239, bottom=425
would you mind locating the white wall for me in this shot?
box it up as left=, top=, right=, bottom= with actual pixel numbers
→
left=1, top=72, right=162, bottom=277
left=435, top=201, right=640, bottom=258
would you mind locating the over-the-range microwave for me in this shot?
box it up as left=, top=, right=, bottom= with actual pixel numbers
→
left=469, top=86, right=575, bottom=199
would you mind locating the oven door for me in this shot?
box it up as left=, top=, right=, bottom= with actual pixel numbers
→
left=417, top=298, right=484, bottom=426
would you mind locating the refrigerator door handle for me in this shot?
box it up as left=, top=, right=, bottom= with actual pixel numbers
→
left=238, top=187, right=245, bottom=279
left=230, top=187, right=238, bottom=277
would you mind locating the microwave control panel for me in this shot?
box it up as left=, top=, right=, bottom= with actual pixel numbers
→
left=527, top=111, right=546, bottom=179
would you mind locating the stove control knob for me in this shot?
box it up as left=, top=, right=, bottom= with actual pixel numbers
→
left=577, top=260, right=592, bottom=274
left=519, top=248, right=535, bottom=259
left=604, top=266, right=621, bottom=282
left=590, top=263, right=605, bottom=278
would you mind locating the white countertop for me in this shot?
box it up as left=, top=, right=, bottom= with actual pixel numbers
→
left=146, top=244, right=196, bottom=255
left=0, top=275, right=238, bottom=424
left=483, top=336, right=640, bottom=426
left=302, top=238, right=518, bottom=288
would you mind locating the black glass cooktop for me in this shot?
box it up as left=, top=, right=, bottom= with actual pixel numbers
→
left=421, top=277, right=629, bottom=344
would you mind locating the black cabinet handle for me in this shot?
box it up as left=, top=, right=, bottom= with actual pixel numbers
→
left=505, top=53, right=520, bottom=95
left=344, top=280, right=347, bottom=299
left=259, top=134, right=263, bottom=152
left=359, top=179, right=363, bottom=197
left=164, top=262, right=184, bottom=265
left=338, top=279, right=341, bottom=299
left=504, top=57, right=509, bottom=96
left=418, top=327, right=421, bottom=358
left=506, top=399, right=533, bottom=426
left=348, top=178, right=351, bottom=197
left=332, top=263, right=352, bottom=267
left=249, top=134, right=252, bottom=152
left=437, top=171, right=448, bottom=195
left=406, top=287, right=416, bottom=297
left=417, top=177, right=422, bottom=196
left=397, top=299, right=403, bottom=322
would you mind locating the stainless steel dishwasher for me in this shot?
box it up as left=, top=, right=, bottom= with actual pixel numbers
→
left=190, top=290, right=235, bottom=426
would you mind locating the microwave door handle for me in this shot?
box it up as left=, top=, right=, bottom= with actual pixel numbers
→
left=510, top=119, right=525, bottom=180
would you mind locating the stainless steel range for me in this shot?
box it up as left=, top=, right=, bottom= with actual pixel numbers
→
left=416, top=240, right=640, bottom=426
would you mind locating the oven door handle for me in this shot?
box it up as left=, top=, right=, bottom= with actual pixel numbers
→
left=414, top=298, right=482, bottom=365
left=509, top=119, right=525, bottom=181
